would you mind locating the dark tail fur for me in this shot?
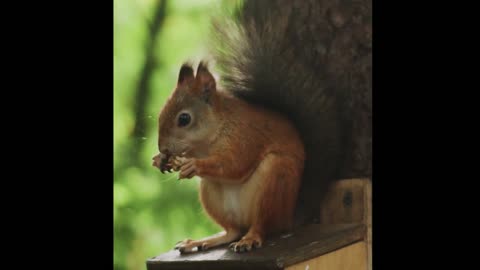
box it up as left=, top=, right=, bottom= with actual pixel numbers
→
left=212, top=0, right=372, bottom=224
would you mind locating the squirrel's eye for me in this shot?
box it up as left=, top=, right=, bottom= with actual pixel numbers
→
left=177, top=113, right=191, bottom=127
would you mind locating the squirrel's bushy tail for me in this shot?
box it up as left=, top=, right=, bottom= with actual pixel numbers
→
left=212, top=0, right=372, bottom=224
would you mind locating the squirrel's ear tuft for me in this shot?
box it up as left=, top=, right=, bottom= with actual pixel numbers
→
left=178, top=63, right=195, bottom=86
left=196, top=61, right=216, bottom=103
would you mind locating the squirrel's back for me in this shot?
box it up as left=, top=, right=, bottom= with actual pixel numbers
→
left=212, top=0, right=372, bottom=224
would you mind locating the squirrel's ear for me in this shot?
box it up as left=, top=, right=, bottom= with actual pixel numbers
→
left=196, top=61, right=216, bottom=103
left=177, top=63, right=194, bottom=86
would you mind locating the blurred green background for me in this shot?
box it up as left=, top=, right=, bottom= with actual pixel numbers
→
left=114, top=1, right=238, bottom=269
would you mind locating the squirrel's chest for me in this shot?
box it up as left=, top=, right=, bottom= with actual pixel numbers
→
left=222, top=185, right=243, bottom=219
left=200, top=175, right=263, bottom=228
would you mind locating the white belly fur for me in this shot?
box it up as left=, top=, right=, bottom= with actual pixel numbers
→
left=222, top=184, right=244, bottom=225
left=201, top=154, right=275, bottom=228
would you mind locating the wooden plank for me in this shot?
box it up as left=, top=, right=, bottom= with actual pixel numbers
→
left=286, top=241, right=367, bottom=270
left=146, top=223, right=365, bottom=270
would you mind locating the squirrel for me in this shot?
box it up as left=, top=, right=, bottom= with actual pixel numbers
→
left=152, top=0, right=372, bottom=254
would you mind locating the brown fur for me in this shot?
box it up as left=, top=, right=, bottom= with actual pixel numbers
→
left=154, top=62, right=305, bottom=253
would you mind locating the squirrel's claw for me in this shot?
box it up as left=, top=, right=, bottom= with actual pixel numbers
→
left=174, top=239, right=198, bottom=254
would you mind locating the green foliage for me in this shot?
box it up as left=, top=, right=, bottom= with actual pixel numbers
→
left=114, top=1, right=241, bottom=269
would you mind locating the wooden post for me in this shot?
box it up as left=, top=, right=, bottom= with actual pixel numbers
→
left=319, top=178, right=372, bottom=270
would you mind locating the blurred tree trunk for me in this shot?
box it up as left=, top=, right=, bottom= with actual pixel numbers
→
left=131, top=0, right=168, bottom=163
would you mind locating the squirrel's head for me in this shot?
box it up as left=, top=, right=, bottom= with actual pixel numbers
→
left=157, top=61, right=220, bottom=157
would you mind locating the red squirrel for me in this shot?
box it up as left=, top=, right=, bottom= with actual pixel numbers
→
left=152, top=0, right=371, bottom=254
left=153, top=62, right=304, bottom=253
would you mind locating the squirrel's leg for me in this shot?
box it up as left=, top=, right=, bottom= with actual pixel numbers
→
left=174, top=228, right=241, bottom=254
left=230, top=154, right=303, bottom=253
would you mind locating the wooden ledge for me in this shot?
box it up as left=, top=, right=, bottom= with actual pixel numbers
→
left=147, top=178, right=371, bottom=270
left=146, top=223, right=365, bottom=270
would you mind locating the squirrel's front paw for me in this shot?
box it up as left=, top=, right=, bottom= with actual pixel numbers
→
left=173, top=157, right=197, bottom=179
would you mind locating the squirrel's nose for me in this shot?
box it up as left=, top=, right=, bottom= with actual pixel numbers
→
left=160, top=148, right=170, bottom=155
